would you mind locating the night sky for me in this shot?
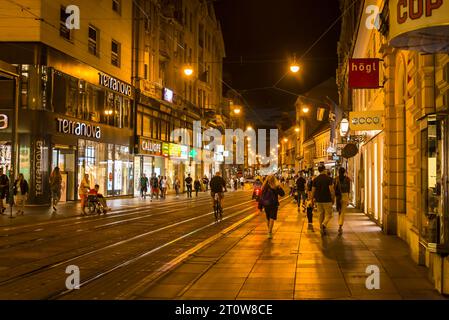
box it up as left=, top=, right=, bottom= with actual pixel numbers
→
left=213, top=0, right=341, bottom=127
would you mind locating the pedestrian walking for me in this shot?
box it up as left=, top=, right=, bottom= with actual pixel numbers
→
left=0, top=168, right=9, bottom=215
left=194, top=177, right=201, bottom=197
left=185, top=174, right=193, bottom=198
left=150, top=173, right=159, bottom=200
left=13, top=173, right=28, bottom=216
left=311, top=165, right=335, bottom=235
left=305, top=198, right=314, bottom=224
left=240, top=176, right=244, bottom=189
left=49, top=167, right=63, bottom=213
left=334, top=167, right=351, bottom=235
left=202, top=176, right=209, bottom=191
left=161, top=176, right=168, bottom=199
left=233, top=177, right=238, bottom=190
left=174, top=177, right=181, bottom=197
left=139, top=173, right=149, bottom=199
left=296, top=171, right=307, bottom=209
left=79, top=174, right=90, bottom=215
left=258, top=175, right=285, bottom=239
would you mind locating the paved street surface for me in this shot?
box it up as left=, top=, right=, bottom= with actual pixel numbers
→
left=129, top=201, right=447, bottom=300
left=0, top=190, right=446, bottom=300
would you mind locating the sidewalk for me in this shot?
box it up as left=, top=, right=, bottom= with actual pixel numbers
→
left=137, top=200, right=447, bottom=300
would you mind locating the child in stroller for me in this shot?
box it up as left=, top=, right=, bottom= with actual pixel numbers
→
left=87, top=184, right=111, bottom=214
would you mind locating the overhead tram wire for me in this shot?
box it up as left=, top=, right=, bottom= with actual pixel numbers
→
left=271, top=0, right=360, bottom=90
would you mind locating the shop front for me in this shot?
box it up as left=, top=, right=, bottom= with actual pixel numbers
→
left=19, top=111, right=133, bottom=205
left=134, top=137, right=166, bottom=196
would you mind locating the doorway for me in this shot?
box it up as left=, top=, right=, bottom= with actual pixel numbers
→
left=52, top=145, right=76, bottom=201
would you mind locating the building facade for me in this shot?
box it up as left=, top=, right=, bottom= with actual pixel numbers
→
left=0, top=0, right=226, bottom=202
left=337, top=0, right=449, bottom=293
left=132, top=0, right=226, bottom=193
left=0, top=0, right=134, bottom=204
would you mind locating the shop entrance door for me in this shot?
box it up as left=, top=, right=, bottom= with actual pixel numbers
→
left=52, top=146, right=76, bottom=201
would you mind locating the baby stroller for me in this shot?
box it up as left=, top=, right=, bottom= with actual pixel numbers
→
left=87, top=194, right=107, bottom=214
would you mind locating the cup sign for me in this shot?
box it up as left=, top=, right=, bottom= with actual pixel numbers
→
left=349, top=58, right=381, bottom=88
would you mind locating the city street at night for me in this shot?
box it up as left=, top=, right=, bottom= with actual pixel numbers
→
left=1, top=0, right=449, bottom=311
left=0, top=190, right=445, bottom=300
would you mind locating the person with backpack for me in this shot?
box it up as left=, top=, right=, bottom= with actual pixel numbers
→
left=312, top=165, right=335, bottom=235
left=258, top=175, right=285, bottom=239
left=335, top=167, right=351, bottom=235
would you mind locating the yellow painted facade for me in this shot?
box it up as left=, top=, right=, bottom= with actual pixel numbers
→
left=0, top=0, right=133, bottom=83
left=337, top=0, right=449, bottom=294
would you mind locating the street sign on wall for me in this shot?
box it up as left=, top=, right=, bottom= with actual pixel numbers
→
left=349, top=58, right=381, bottom=88
left=349, top=110, right=384, bottom=131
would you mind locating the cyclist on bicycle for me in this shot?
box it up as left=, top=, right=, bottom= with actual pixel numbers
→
left=210, top=171, right=227, bottom=211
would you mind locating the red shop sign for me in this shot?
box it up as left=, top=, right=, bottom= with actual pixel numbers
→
left=349, top=58, right=381, bottom=89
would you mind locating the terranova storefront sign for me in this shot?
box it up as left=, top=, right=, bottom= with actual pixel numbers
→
left=349, top=110, right=384, bottom=131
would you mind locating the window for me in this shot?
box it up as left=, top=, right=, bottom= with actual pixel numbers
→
left=88, top=25, right=99, bottom=56
left=112, top=0, right=121, bottom=14
left=60, top=6, right=72, bottom=41
left=199, top=24, right=204, bottom=48
left=111, top=40, right=121, bottom=67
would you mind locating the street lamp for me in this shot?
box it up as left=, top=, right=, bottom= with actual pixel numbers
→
left=233, top=107, right=241, bottom=115
left=283, top=138, right=288, bottom=143
left=302, top=106, right=310, bottom=113
left=340, top=118, right=349, bottom=136
left=290, top=64, right=300, bottom=73
left=295, top=127, right=300, bottom=132
left=183, top=66, right=194, bottom=77
left=247, top=125, right=253, bottom=131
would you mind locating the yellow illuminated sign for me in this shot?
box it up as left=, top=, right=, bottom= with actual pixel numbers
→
left=389, top=0, right=449, bottom=50
left=349, top=110, right=384, bottom=131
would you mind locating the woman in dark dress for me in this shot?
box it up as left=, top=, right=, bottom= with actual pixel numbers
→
left=258, top=175, right=285, bottom=239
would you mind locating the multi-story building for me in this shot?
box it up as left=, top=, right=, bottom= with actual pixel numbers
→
left=132, top=0, right=225, bottom=192
left=0, top=0, right=226, bottom=202
left=0, top=0, right=134, bottom=204
left=336, top=0, right=449, bottom=293
left=294, top=78, right=339, bottom=173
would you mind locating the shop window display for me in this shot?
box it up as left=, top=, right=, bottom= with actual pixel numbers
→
left=421, top=116, right=443, bottom=245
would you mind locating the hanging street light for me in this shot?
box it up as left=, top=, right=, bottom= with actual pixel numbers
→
left=183, top=66, right=194, bottom=76
left=340, top=118, right=349, bottom=136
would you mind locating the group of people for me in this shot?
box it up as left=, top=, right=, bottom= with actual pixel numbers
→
left=292, top=165, right=351, bottom=235
left=0, top=168, right=29, bottom=216
left=139, top=173, right=212, bottom=199
left=139, top=173, right=170, bottom=200
left=229, top=176, right=245, bottom=191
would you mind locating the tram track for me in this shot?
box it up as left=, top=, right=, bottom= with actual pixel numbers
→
left=0, top=194, right=250, bottom=252
left=0, top=193, right=257, bottom=298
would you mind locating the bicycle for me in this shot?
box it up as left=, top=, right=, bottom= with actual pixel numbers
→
left=213, top=193, right=223, bottom=223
